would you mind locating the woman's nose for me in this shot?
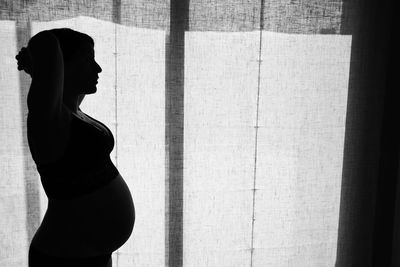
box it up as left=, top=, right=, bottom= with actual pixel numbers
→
left=94, top=61, right=102, bottom=73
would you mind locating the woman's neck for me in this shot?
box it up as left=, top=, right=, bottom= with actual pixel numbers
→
left=63, top=93, right=85, bottom=113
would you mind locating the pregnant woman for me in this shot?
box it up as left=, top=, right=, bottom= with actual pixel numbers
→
left=16, top=28, right=135, bottom=267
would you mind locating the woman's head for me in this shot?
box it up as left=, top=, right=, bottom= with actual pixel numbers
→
left=43, top=28, right=94, bottom=62
left=49, top=28, right=102, bottom=95
left=29, top=28, right=102, bottom=95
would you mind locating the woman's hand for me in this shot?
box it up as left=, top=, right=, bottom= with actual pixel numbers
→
left=16, top=46, right=33, bottom=77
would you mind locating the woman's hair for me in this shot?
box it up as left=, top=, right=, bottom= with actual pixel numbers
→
left=17, top=28, right=94, bottom=76
left=32, top=28, right=94, bottom=62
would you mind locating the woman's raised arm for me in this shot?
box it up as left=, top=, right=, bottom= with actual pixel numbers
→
left=27, top=31, right=64, bottom=122
left=24, top=31, right=72, bottom=164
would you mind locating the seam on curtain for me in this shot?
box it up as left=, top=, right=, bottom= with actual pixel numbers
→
left=112, top=0, right=121, bottom=265
left=250, top=0, right=265, bottom=266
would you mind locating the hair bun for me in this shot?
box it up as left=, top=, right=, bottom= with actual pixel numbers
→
left=16, top=47, right=33, bottom=75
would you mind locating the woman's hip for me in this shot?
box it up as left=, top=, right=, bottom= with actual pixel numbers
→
left=29, top=243, right=112, bottom=267
left=32, top=174, right=135, bottom=257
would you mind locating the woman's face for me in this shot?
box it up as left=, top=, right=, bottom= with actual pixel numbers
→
left=64, top=41, right=102, bottom=95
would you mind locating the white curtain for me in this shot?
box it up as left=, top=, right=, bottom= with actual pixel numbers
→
left=0, top=1, right=355, bottom=266
left=184, top=31, right=351, bottom=266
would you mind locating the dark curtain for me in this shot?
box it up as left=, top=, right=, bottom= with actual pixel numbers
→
left=336, top=0, right=397, bottom=266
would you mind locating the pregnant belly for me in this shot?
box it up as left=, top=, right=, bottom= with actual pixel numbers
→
left=31, top=173, right=135, bottom=258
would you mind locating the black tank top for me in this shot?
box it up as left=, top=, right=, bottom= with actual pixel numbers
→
left=31, top=110, right=119, bottom=200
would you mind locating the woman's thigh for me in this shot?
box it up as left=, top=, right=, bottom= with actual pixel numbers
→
left=29, top=244, right=112, bottom=267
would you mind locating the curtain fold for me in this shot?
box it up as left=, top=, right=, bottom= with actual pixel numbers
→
left=0, top=0, right=395, bottom=266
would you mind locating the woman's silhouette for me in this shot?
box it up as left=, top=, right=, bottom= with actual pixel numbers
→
left=16, top=28, right=135, bottom=267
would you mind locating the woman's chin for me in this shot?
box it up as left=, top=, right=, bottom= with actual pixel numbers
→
left=85, top=86, right=97, bottom=94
